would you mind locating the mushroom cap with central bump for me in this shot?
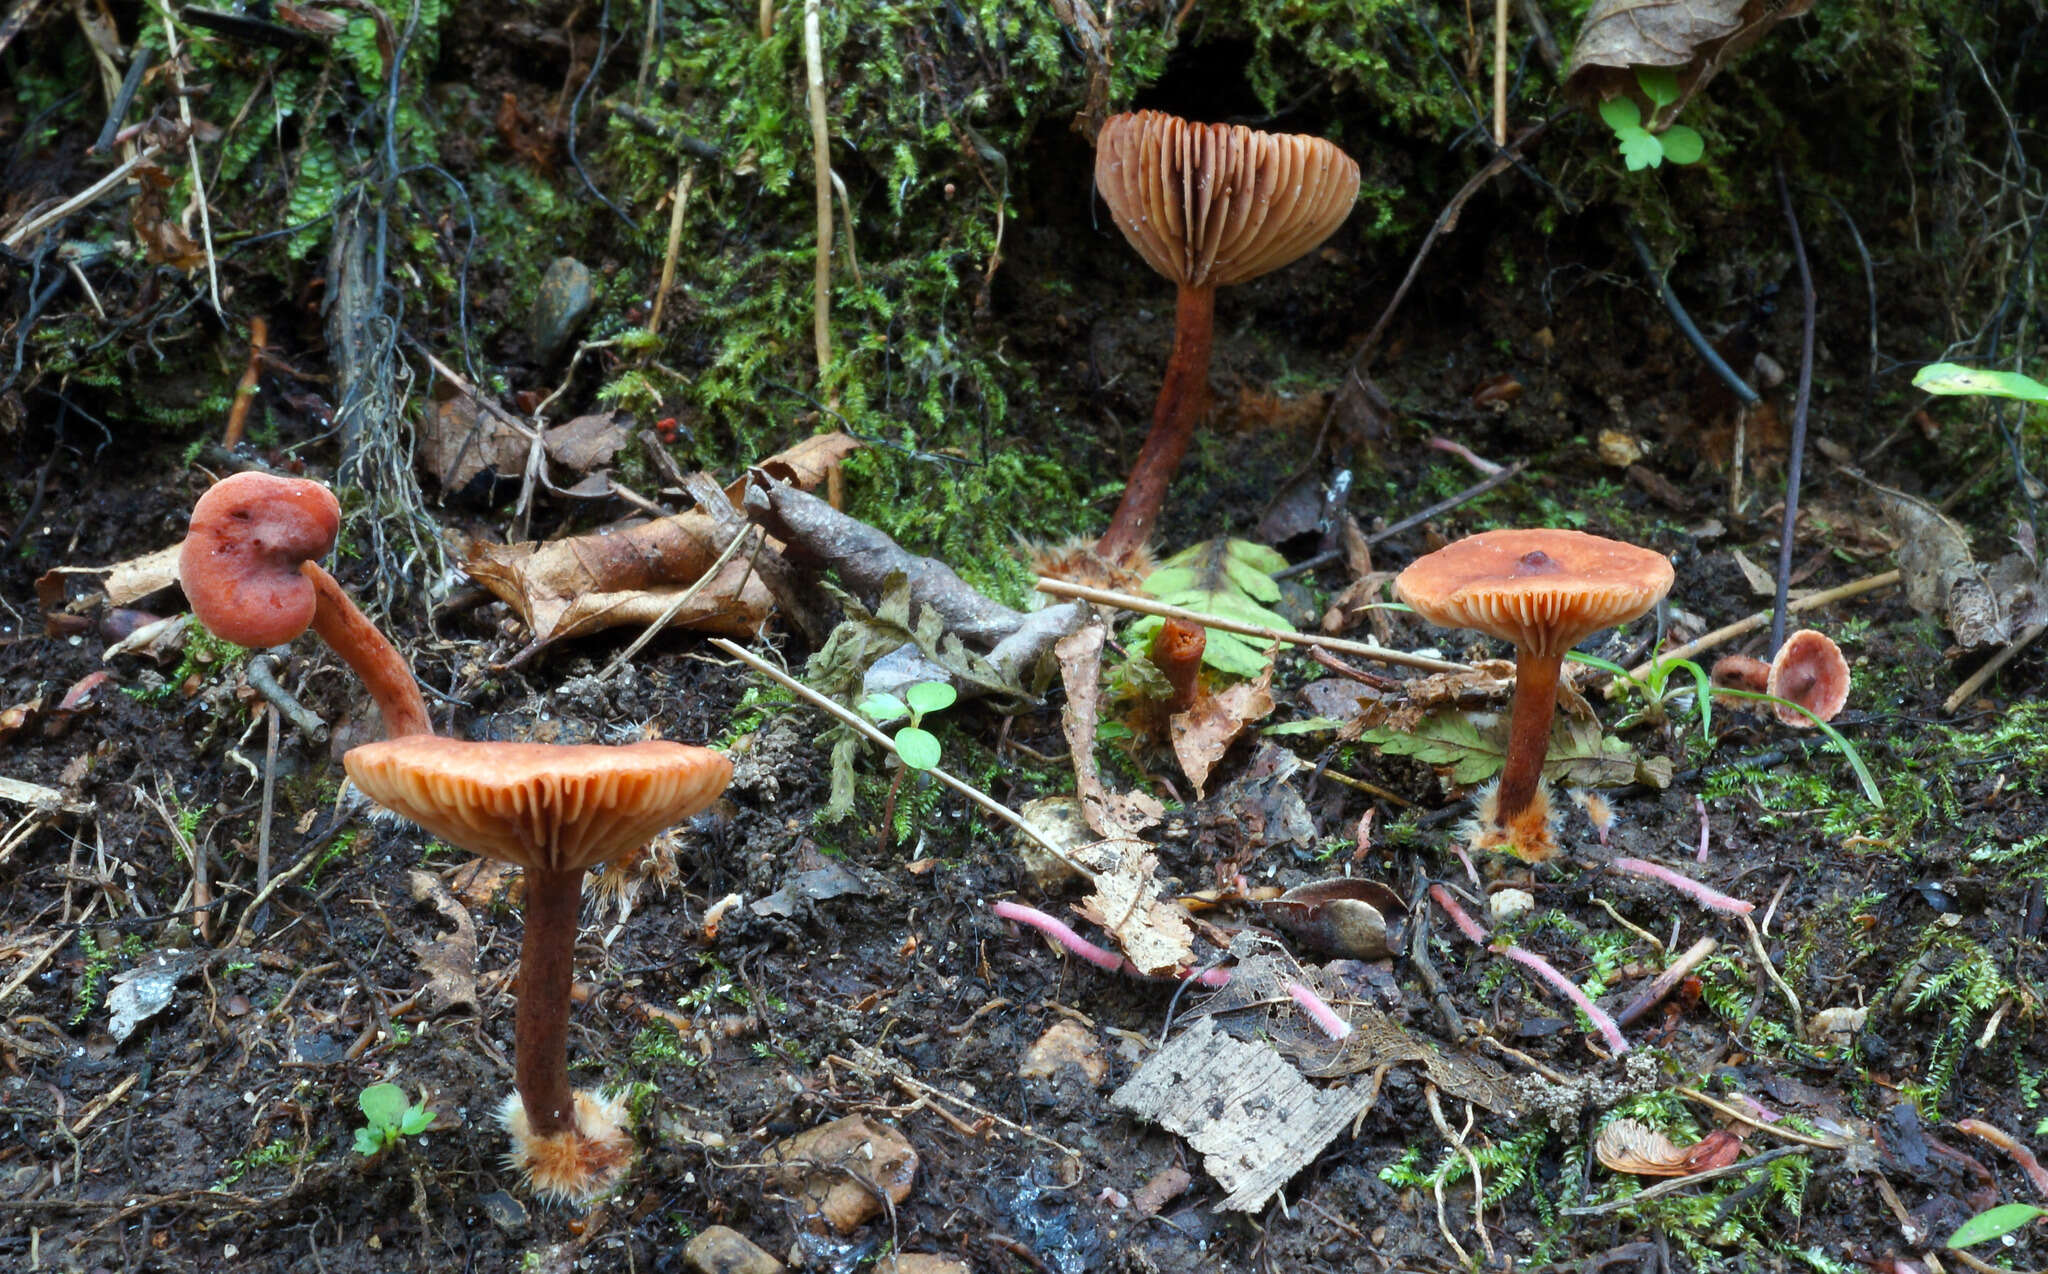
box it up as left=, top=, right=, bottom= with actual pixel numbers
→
left=180, top=471, right=342, bottom=649
left=344, top=738, right=732, bottom=873
left=1094, top=110, right=1361, bottom=290
left=1395, top=529, right=1674, bottom=659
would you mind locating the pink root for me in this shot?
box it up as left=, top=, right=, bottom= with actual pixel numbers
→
left=1495, top=944, right=1631, bottom=1055
left=991, top=900, right=1231, bottom=987
left=1426, top=435, right=1506, bottom=476
left=1610, top=857, right=1755, bottom=916
left=1429, top=884, right=1492, bottom=945
left=1695, top=796, right=1711, bottom=864
left=1286, top=981, right=1354, bottom=1041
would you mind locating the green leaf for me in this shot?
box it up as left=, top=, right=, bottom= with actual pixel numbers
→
left=354, top=1127, right=386, bottom=1157
left=1913, top=362, right=2048, bottom=403
left=859, top=693, right=909, bottom=724
left=904, top=681, right=957, bottom=716
left=1361, top=710, right=1644, bottom=788
left=400, top=1105, right=435, bottom=1135
left=1264, top=717, right=1346, bottom=735
left=1635, top=66, right=1681, bottom=107
left=1947, top=1202, right=2048, bottom=1249
left=1617, top=128, right=1664, bottom=171
left=1136, top=539, right=1294, bottom=676
left=1598, top=97, right=1642, bottom=132
left=1657, top=125, right=1704, bottom=165
left=357, top=1082, right=409, bottom=1130
left=894, top=727, right=941, bottom=770
left=1714, top=689, right=1884, bottom=807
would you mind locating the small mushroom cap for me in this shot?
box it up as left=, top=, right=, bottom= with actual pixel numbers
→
left=1394, top=528, right=1674, bottom=659
left=181, top=472, right=341, bottom=648
left=1095, top=110, right=1361, bottom=290
left=344, top=737, right=732, bottom=873
left=1766, top=629, right=1850, bottom=728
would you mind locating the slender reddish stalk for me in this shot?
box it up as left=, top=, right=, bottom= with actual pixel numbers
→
left=1097, top=283, right=1215, bottom=563
left=1152, top=616, right=1206, bottom=714
left=303, top=562, right=432, bottom=738
left=516, top=865, right=583, bottom=1138
left=1495, top=649, right=1562, bottom=828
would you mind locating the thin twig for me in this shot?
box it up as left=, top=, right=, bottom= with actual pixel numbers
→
left=1614, top=936, right=1717, bottom=1028
left=804, top=0, right=833, bottom=387
left=1944, top=621, right=2048, bottom=713
left=1035, top=578, right=1470, bottom=673
left=1622, top=570, right=1900, bottom=682
left=596, top=524, right=759, bottom=682
left=1675, top=1086, right=1849, bottom=1150
left=1626, top=220, right=1758, bottom=410
left=1741, top=914, right=1802, bottom=1031
left=1771, top=162, right=1817, bottom=657
left=156, top=3, right=222, bottom=316
left=705, top=639, right=1091, bottom=877
left=647, top=167, right=694, bottom=336
left=0, top=143, right=165, bottom=249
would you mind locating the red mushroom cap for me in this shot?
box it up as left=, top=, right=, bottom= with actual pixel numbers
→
left=1766, top=629, right=1850, bottom=728
left=180, top=472, right=341, bottom=648
left=1393, top=528, right=1675, bottom=658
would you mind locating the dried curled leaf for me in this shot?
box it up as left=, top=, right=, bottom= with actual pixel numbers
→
left=1595, top=1118, right=1694, bottom=1176
left=1564, top=0, right=1815, bottom=129
left=1072, top=841, right=1196, bottom=977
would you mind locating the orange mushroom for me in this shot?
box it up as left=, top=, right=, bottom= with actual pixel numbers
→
left=1395, top=529, right=1673, bottom=861
left=180, top=472, right=431, bottom=738
left=347, top=736, right=731, bottom=1201
left=1711, top=628, right=1849, bottom=728
left=1092, top=111, right=1360, bottom=564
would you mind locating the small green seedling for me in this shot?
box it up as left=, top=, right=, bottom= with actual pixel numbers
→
left=353, top=1082, right=434, bottom=1156
left=859, top=681, right=957, bottom=771
left=1601, top=67, right=1704, bottom=171
left=1913, top=362, right=2048, bottom=404
left=1574, top=650, right=1883, bottom=806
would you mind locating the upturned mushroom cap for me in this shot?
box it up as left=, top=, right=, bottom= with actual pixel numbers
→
left=1766, top=628, right=1850, bottom=728
left=344, top=737, right=732, bottom=872
left=180, top=471, right=342, bottom=648
left=1095, top=110, right=1361, bottom=290
left=1394, top=529, right=1674, bottom=659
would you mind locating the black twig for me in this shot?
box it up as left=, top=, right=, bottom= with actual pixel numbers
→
left=1824, top=195, right=1879, bottom=405
left=1626, top=220, right=1759, bottom=409
left=93, top=48, right=153, bottom=154
left=1771, top=161, right=1817, bottom=657
left=568, top=0, right=640, bottom=232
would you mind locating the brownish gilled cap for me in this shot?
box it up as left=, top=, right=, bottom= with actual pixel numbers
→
left=1766, top=628, right=1849, bottom=728
left=1095, top=110, right=1361, bottom=290
left=1395, top=529, right=1675, bottom=658
left=344, top=738, right=732, bottom=873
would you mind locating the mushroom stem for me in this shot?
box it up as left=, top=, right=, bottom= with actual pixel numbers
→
left=514, top=865, right=584, bottom=1140
left=302, top=563, right=433, bottom=738
left=1496, top=649, right=1563, bottom=830
left=1097, top=283, right=1215, bottom=564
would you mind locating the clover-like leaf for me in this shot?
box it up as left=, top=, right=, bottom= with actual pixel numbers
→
left=858, top=693, right=909, bottom=724
left=358, top=1082, right=410, bottom=1130
left=400, top=1102, right=435, bottom=1136
left=1635, top=66, right=1681, bottom=107
left=354, top=1126, right=387, bottom=1157
left=904, top=681, right=957, bottom=716
left=894, top=727, right=941, bottom=771
left=1617, top=128, right=1664, bottom=170
left=1598, top=96, right=1642, bottom=132
left=1658, top=124, right=1704, bottom=165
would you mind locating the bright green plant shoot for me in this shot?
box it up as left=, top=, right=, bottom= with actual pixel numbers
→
left=1946, top=1201, right=2048, bottom=1249
left=353, top=1082, right=434, bottom=1157
left=1602, top=67, right=1705, bottom=171
left=859, top=681, right=957, bottom=771
left=1573, top=650, right=1883, bottom=806
left=1913, top=362, right=2048, bottom=403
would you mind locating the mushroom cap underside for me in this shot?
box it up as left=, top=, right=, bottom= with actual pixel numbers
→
left=344, top=737, right=733, bottom=872
left=1094, top=110, right=1361, bottom=290
left=1394, top=528, right=1674, bottom=658
left=1766, top=628, right=1850, bottom=727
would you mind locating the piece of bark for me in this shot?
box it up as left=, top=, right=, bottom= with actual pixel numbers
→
left=1111, top=1016, right=1371, bottom=1211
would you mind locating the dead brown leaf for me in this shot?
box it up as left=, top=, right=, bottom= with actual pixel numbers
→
left=544, top=412, right=630, bottom=473
left=1563, top=0, right=1815, bottom=129
left=1876, top=485, right=2005, bottom=648
left=465, top=431, right=858, bottom=649
left=1056, top=621, right=1164, bottom=839
left=407, top=869, right=479, bottom=1015
left=1072, top=840, right=1196, bottom=978
left=417, top=394, right=527, bottom=490
left=1170, top=662, right=1275, bottom=799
